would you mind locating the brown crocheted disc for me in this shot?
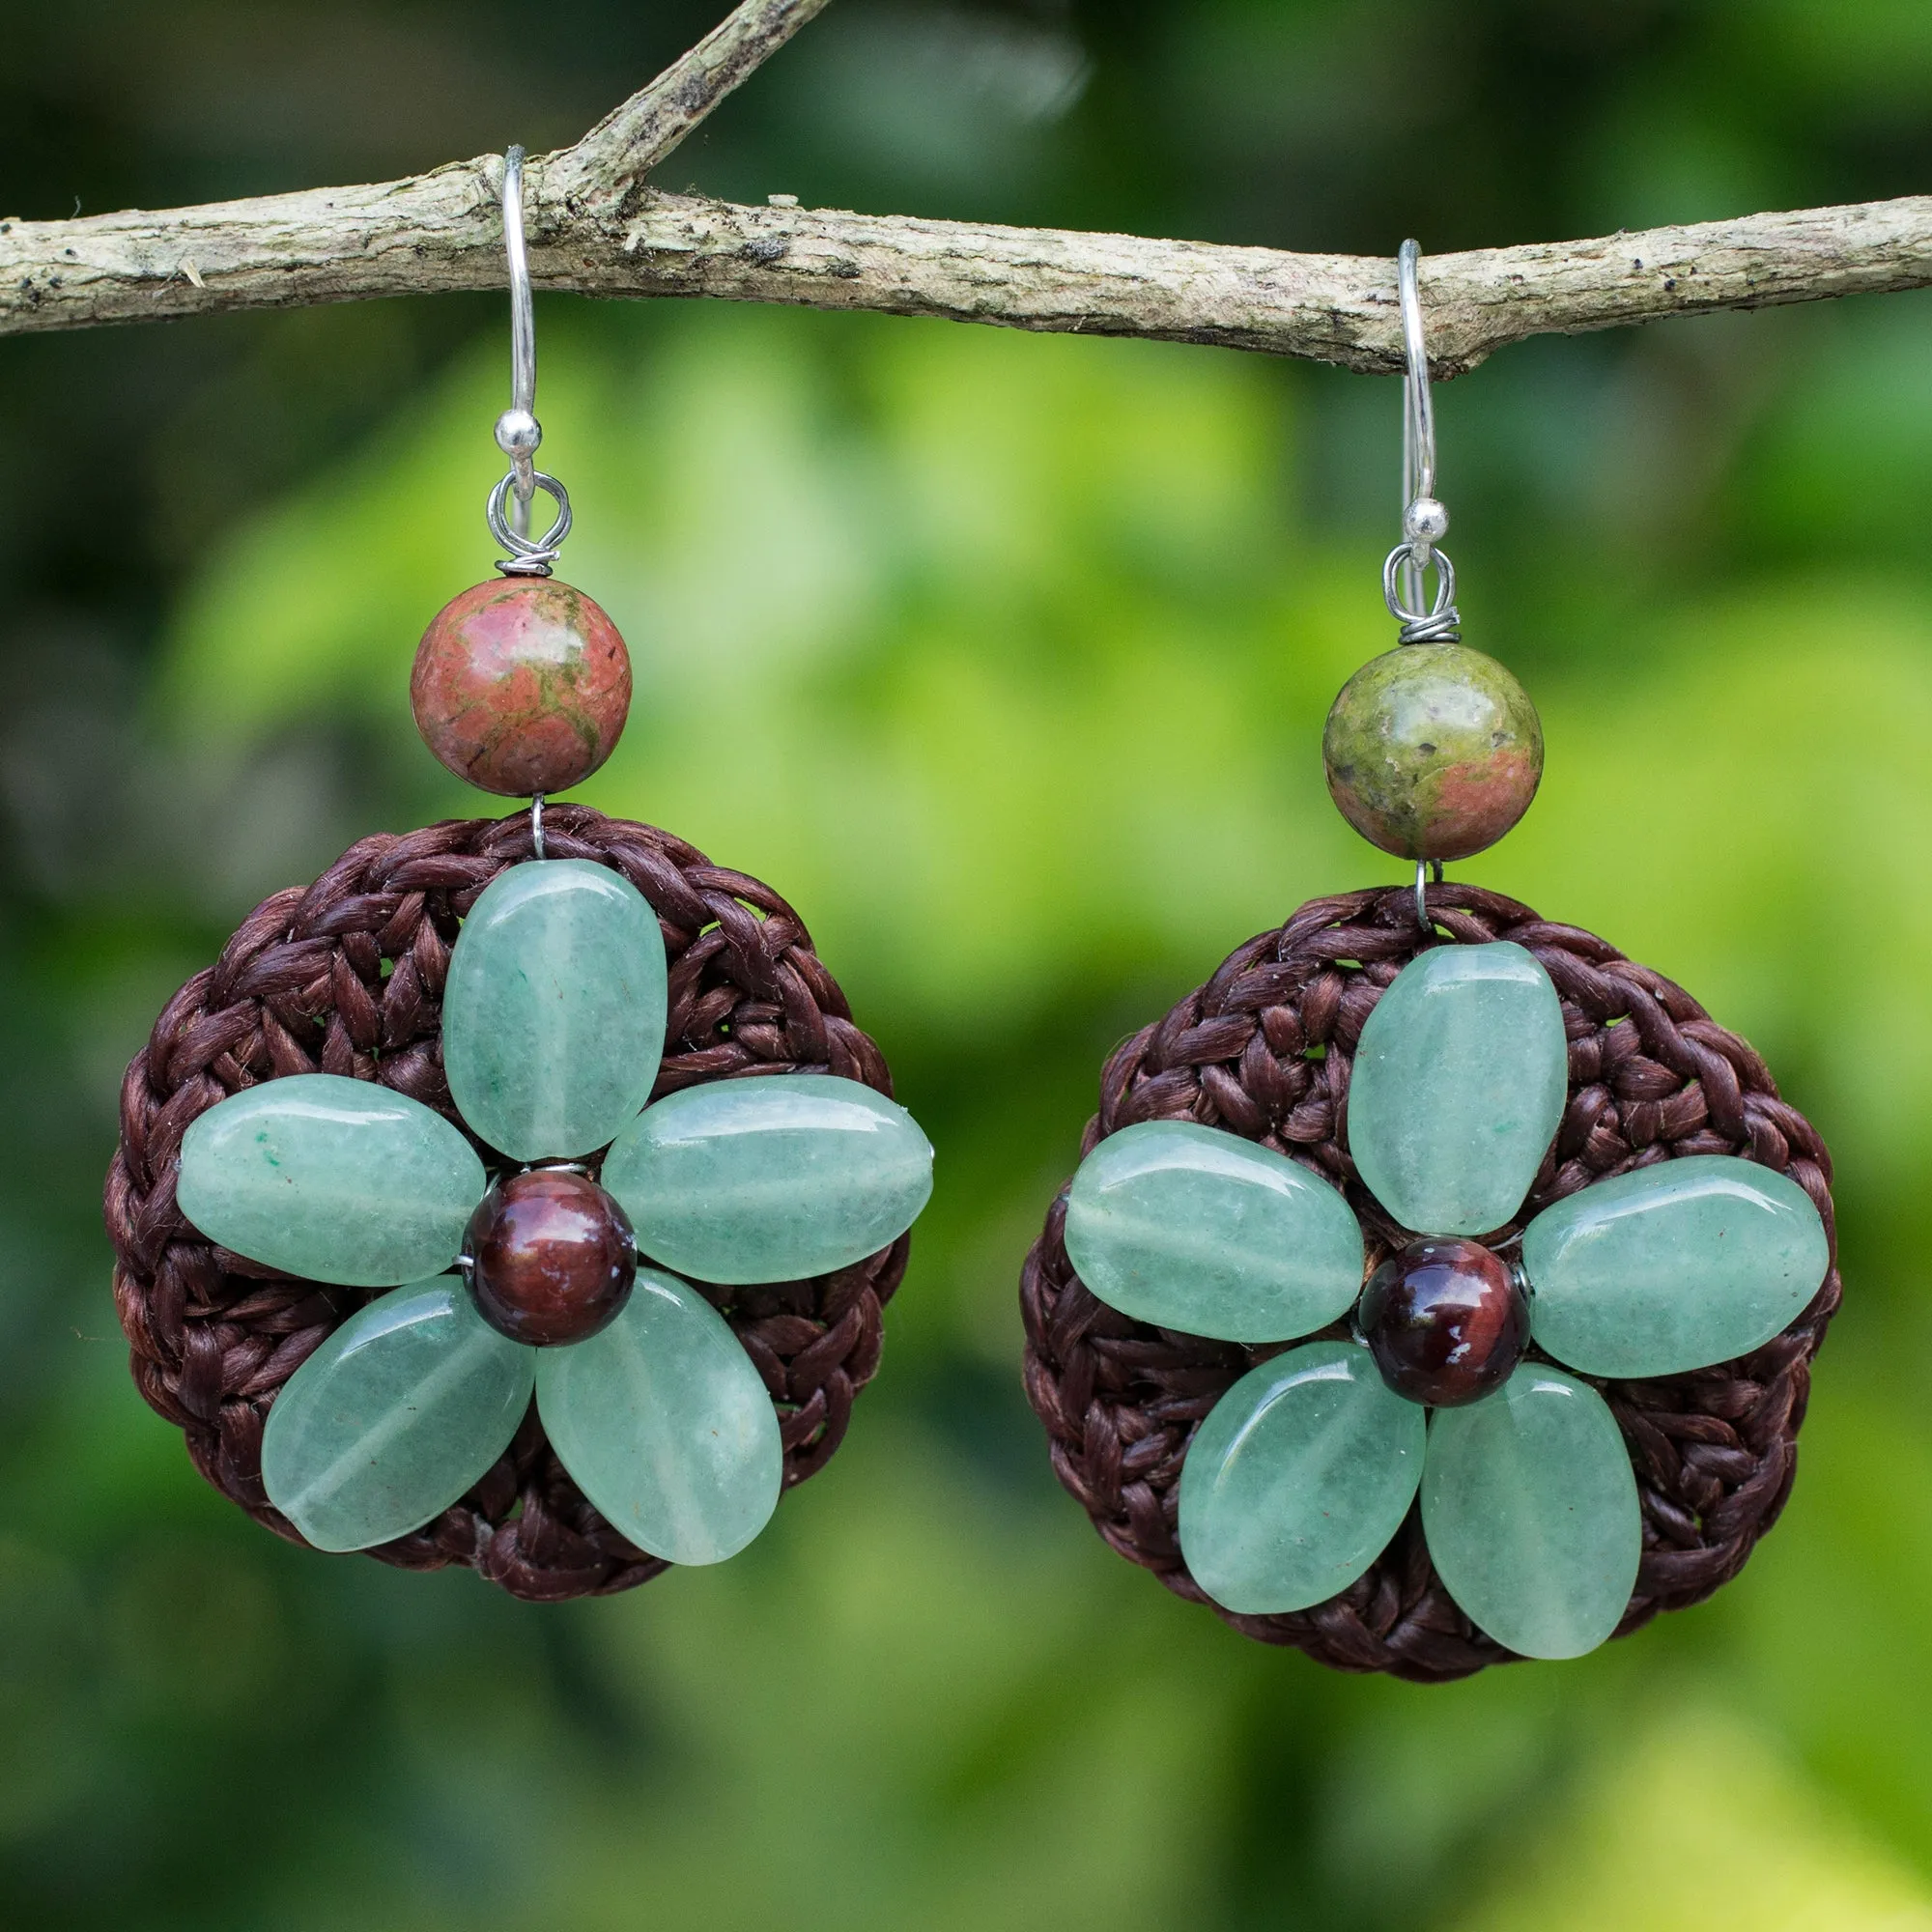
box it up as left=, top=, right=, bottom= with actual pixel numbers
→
left=105, top=805, right=910, bottom=1602
left=1020, top=883, right=1840, bottom=1682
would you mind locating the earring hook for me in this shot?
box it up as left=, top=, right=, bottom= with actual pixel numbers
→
left=1383, top=238, right=1460, bottom=644
left=489, top=145, right=572, bottom=576
left=1398, top=239, right=1435, bottom=509
left=501, top=145, right=537, bottom=534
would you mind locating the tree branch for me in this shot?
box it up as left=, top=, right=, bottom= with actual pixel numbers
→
left=1, top=0, right=1926, bottom=374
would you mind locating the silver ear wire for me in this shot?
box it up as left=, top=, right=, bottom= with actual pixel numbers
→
left=499, top=145, right=537, bottom=533
left=1384, top=239, right=1461, bottom=644
left=490, top=146, right=572, bottom=576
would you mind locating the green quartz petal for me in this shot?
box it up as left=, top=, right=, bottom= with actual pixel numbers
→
left=177, top=1073, right=485, bottom=1286
left=1522, top=1154, right=1829, bottom=1378
left=1065, top=1121, right=1363, bottom=1343
left=601, top=1075, right=934, bottom=1285
left=262, top=1278, right=533, bottom=1552
left=442, top=859, right=668, bottom=1160
left=536, top=1268, right=782, bottom=1565
left=1348, top=941, right=1567, bottom=1237
left=1420, top=1365, right=1640, bottom=1660
left=1179, top=1340, right=1426, bottom=1614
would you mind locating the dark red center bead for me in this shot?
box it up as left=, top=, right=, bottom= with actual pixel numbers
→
left=1358, top=1236, right=1529, bottom=1407
left=464, top=1169, right=637, bottom=1347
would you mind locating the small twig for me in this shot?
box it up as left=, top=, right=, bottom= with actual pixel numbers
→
left=545, top=0, right=832, bottom=213
left=0, top=0, right=1926, bottom=372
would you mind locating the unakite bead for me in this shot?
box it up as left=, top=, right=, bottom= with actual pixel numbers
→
left=1179, top=1340, right=1426, bottom=1615
left=1521, top=1155, right=1829, bottom=1379
left=411, top=577, right=632, bottom=797
left=1420, top=1365, right=1640, bottom=1660
left=1322, top=643, right=1543, bottom=862
left=441, top=860, right=668, bottom=1161
left=177, top=1073, right=485, bottom=1287
left=262, top=1279, right=533, bottom=1552
left=1348, top=942, right=1567, bottom=1237
left=536, top=1268, right=782, bottom=1564
left=1065, top=1121, right=1363, bottom=1343
left=601, top=1075, right=933, bottom=1285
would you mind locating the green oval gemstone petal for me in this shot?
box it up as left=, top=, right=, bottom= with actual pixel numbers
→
left=536, top=1268, right=782, bottom=1565
left=1421, top=1365, right=1640, bottom=1660
left=262, top=1279, right=533, bottom=1552
left=601, top=1075, right=934, bottom=1285
left=1179, top=1339, right=1425, bottom=1614
left=442, top=859, right=668, bottom=1160
left=177, top=1073, right=486, bottom=1286
left=1522, top=1154, right=1829, bottom=1378
left=1348, top=941, right=1567, bottom=1236
left=1065, top=1121, right=1363, bottom=1343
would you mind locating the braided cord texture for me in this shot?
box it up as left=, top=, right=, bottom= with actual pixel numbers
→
left=105, top=805, right=908, bottom=1602
left=1020, top=883, right=1839, bottom=1682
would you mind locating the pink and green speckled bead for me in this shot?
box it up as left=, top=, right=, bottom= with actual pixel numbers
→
left=411, top=577, right=632, bottom=797
left=1322, top=642, right=1543, bottom=862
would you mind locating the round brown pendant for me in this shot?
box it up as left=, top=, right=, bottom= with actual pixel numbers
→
left=465, top=1168, right=638, bottom=1347
left=107, top=804, right=911, bottom=1604
left=1020, top=880, right=1839, bottom=1680
left=1358, top=1236, right=1530, bottom=1407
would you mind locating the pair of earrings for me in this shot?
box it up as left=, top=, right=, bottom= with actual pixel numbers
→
left=105, top=172, right=1836, bottom=1676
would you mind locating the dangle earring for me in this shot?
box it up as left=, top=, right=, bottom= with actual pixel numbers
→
left=106, top=149, right=933, bottom=1599
left=1020, top=241, right=1837, bottom=1679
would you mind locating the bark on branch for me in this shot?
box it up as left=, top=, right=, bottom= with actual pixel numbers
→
left=2, top=0, right=1927, bottom=374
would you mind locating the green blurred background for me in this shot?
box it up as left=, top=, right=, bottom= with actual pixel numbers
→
left=5, top=2, right=1932, bottom=1925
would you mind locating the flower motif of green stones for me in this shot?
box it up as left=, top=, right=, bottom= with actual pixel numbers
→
left=1062, top=940, right=1830, bottom=1660
left=176, top=858, right=933, bottom=1566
